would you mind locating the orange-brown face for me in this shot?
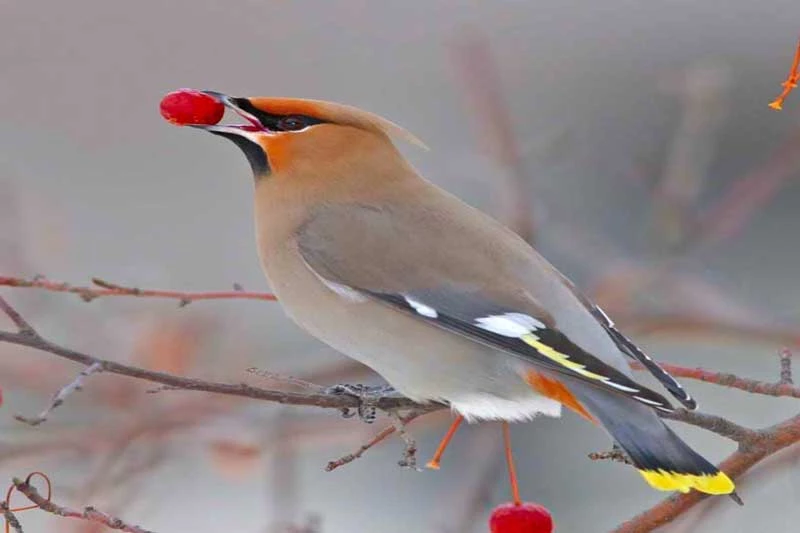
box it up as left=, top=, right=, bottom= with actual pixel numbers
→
left=186, top=91, right=425, bottom=181
left=187, top=91, right=393, bottom=179
left=185, top=92, right=337, bottom=178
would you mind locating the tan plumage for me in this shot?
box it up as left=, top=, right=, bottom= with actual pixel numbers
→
left=181, top=92, right=735, bottom=496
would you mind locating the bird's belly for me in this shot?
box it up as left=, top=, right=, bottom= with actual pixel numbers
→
left=260, top=246, right=561, bottom=421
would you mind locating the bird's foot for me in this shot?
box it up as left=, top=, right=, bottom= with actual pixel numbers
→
left=325, top=384, right=398, bottom=423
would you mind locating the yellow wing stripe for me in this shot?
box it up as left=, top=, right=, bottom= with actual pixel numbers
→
left=639, top=469, right=735, bottom=495
left=521, top=334, right=608, bottom=381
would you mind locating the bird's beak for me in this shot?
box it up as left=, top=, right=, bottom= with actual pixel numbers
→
left=190, top=91, right=273, bottom=140
left=194, top=91, right=271, bottom=176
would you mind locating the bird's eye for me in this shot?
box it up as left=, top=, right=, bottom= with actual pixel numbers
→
left=277, top=116, right=308, bottom=131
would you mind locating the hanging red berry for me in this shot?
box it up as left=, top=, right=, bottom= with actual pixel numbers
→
left=489, top=502, right=554, bottom=533
left=160, top=89, right=225, bottom=126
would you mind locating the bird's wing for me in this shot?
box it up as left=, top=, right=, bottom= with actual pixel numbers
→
left=296, top=201, right=676, bottom=412
left=588, top=304, right=696, bottom=409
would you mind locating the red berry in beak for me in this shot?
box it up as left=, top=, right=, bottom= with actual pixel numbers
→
left=489, top=502, right=554, bottom=533
left=160, top=89, right=224, bottom=126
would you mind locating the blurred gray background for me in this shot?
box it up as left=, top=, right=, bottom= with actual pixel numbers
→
left=2, top=1, right=800, bottom=532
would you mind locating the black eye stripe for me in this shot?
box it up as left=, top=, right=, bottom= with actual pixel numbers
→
left=232, top=98, right=325, bottom=131
left=277, top=116, right=309, bottom=131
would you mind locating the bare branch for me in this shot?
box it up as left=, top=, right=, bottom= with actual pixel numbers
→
left=246, top=367, right=327, bottom=393
left=0, top=293, right=793, bottom=448
left=621, top=314, right=800, bottom=348
left=1, top=502, right=24, bottom=533
left=0, top=276, right=276, bottom=305
left=631, top=360, right=800, bottom=399
left=0, top=295, right=36, bottom=336
left=325, top=410, right=430, bottom=471
left=780, top=348, right=793, bottom=385
left=389, top=412, right=419, bottom=469
left=661, top=409, right=760, bottom=445
left=0, top=295, right=427, bottom=414
left=14, top=362, right=103, bottom=426
left=11, top=477, right=156, bottom=533
left=325, top=424, right=397, bottom=471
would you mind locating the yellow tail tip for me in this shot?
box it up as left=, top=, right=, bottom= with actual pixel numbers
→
left=639, top=469, right=735, bottom=495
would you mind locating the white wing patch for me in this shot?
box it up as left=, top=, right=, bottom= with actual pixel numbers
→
left=404, top=296, right=438, bottom=318
left=475, top=313, right=545, bottom=337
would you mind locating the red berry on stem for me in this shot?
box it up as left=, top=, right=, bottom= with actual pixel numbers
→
left=489, top=502, right=554, bottom=533
left=160, top=89, right=224, bottom=126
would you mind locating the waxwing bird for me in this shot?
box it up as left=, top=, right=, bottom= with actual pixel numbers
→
left=178, top=91, right=736, bottom=497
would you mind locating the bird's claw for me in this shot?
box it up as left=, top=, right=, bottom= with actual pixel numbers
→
left=325, top=384, right=397, bottom=423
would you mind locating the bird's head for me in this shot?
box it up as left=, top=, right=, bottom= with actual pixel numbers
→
left=188, top=91, right=425, bottom=180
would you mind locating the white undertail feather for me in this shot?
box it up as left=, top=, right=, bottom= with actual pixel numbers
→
left=449, top=393, right=562, bottom=422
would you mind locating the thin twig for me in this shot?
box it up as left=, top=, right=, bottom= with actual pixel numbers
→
left=325, top=425, right=397, bottom=471
left=780, top=348, right=793, bottom=385
left=246, top=367, right=327, bottom=392
left=11, top=478, right=155, bottom=533
left=0, top=297, right=35, bottom=336
left=325, top=410, right=430, bottom=471
left=621, top=314, right=800, bottom=348
left=0, top=502, right=23, bottom=533
left=631, top=361, right=800, bottom=399
left=389, top=412, right=419, bottom=469
left=0, top=276, right=276, bottom=305
left=14, top=362, right=103, bottom=426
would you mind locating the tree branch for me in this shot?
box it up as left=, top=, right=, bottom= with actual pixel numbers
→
left=633, top=361, right=800, bottom=400
left=779, top=348, right=793, bottom=384
left=0, top=295, right=425, bottom=413
left=660, top=409, right=760, bottom=444
left=14, top=362, right=103, bottom=426
left=0, top=276, right=275, bottom=306
left=325, top=410, right=429, bottom=471
left=0, top=502, right=23, bottom=533
left=11, top=477, right=156, bottom=533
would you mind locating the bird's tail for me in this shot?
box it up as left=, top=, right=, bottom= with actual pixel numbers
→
left=571, top=386, right=735, bottom=495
